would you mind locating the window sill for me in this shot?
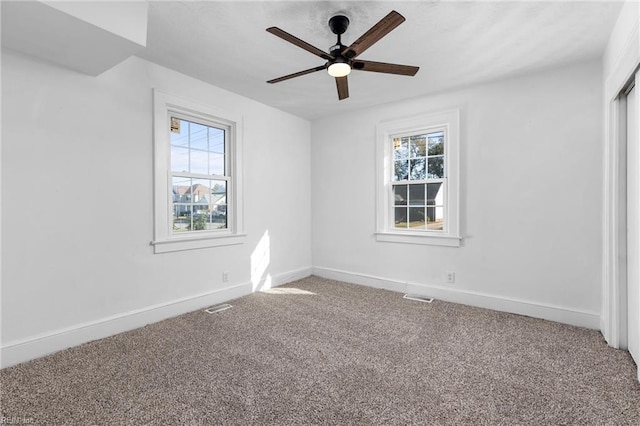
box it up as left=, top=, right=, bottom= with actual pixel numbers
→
left=151, top=233, right=246, bottom=253
left=375, top=231, right=461, bottom=247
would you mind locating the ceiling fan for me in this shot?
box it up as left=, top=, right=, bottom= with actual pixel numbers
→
left=266, top=10, right=419, bottom=101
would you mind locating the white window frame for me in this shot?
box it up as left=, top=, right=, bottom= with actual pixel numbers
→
left=375, top=109, right=461, bottom=247
left=151, top=90, right=245, bottom=253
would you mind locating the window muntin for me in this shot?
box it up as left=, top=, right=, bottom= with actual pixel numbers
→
left=169, top=116, right=229, bottom=234
left=391, top=130, right=446, bottom=231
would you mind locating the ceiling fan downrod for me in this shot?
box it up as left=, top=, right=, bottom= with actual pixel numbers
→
left=327, top=15, right=351, bottom=77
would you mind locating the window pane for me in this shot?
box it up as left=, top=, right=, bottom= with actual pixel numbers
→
left=172, top=176, right=191, bottom=202
left=410, top=158, right=426, bottom=180
left=211, top=180, right=227, bottom=229
left=393, top=137, right=408, bottom=160
left=394, top=207, right=407, bottom=228
left=173, top=176, right=193, bottom=232
left=191, top=212, right=209, bottom=231
left=394, top=160, right=409, bottom=181
left=409, top=184, right=425, bottom=205
left=210, top=152, right=225, bottom=176
left=428, top=132, right=444, bottom=155
left=427, top=206, right=444, bottom=230
left=427, top=156, right=444, bottom=179
left=191, top=179, right=211, bottom=215
left=190, top=149, right=209, bottom=175
left=173, top=204, right=192, bottom=233
left=171, top=146, right=189, bottom=173
left=170, top=119, right=189, bottom=148
left=409, top=207, right=426, bottom=229
left=189, top=122, right=209, bottom=152
left=409, top=135, right=426, bottom=158
left=393, top=185, right=407, bottom=205
left=209, top=128, right=225, bottom=154
left=427, top=183, right=443, bottom=205
left=170, top=118, right=227, bottom=177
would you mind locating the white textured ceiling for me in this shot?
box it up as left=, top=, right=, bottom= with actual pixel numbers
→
left=137, top=1, right=623, bottom=120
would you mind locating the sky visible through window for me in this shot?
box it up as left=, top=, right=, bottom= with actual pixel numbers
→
left=170, top=119, right=225, bottom=175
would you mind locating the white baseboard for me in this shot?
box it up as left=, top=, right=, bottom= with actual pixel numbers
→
left=312, top=266, right=601, bottom=330
left=1, top=265, right=600, bottom=368
left=1, top=267, right=312, bottom=369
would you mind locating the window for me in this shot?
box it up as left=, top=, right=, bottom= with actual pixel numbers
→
left=170, top=116, right=228, bottom=233
left=376, top=110, right=460, bottom=246
left=152, top=90, right=245, bottom=253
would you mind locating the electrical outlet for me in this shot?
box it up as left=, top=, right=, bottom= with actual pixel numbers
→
left=222, top=271, right=229, bottom=283
left=446, top=272, right=455, bottom=284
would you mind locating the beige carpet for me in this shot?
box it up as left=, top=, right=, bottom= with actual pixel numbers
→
left=1, top=276, right=639, bottom=425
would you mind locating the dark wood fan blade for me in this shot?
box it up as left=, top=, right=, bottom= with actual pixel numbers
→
left=336, top=76, right=349, bottom=100
left=267, top=65, right=327, bottom=84
left=267, top=27, right=334, bottom=61
left=341, top=11, right=405, bottom=59
left=352, top=60, right=419, bottom=76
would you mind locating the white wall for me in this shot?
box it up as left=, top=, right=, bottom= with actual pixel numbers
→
left=1, top=50, right=312, bottom=366
left=311, top=60, right=603, bottom=328
left=603, top=0, right=639, bottom=83
left=0, top=44, right=610, bottom=367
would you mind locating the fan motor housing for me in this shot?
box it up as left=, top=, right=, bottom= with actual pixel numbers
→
left=329, top=44, right=347, bottom=57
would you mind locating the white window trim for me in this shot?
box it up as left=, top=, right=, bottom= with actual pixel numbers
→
left=375, top=109, right=461, bottom=247
left=151, top=90, right=245, bottom=253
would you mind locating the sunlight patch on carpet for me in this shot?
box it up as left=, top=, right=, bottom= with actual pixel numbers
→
left=261, top=287, right=316, bottom=295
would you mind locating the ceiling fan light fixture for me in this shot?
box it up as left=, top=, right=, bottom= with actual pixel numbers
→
left=266, top=10, right=419, bottom=100
left=328, top=61, right=351, bottom=77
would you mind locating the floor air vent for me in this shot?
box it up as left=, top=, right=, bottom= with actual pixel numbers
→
left=204, top=303, right=232, bottom=314
left=403, top=294, right=434, bottom=303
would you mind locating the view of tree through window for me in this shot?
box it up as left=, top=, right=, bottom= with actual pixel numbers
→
left=170, top=117, right=228, bottom=233
left=392, top=131, right=445, bottom=230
